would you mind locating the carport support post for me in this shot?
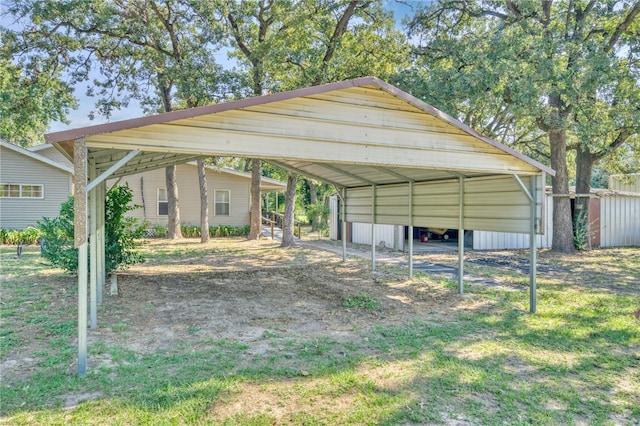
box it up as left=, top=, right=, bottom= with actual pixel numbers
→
left=73, top=138, right=88, bottom=376
left=89, top=158, right=97, bottom=329
left=408, top=181, right=414, bottom=279
left=458, top=177, right=465, bottom=294
left=529, top=177, right=537, bottom=314
left=97, top=181, right=106, bottom=303
left=341, top=188, right=347, bottom=262
left=371, top=185, right=376, bottom=271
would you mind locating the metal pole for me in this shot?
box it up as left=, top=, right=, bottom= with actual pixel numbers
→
left=341, top=188, right=347, bottom=262
left=458, top=177, right=465, bottom=294
left=408, top=181, right=414, bottom=279
left=89, top=158, right=97, bottom=329
left=371, top=185, right=376, bottom=271
left=97, top=181, right=105, bottom=303
left=530, top=176, right=538, bottom=313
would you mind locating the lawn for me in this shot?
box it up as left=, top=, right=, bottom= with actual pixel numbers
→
left=1, top=239, right=638, bottom=425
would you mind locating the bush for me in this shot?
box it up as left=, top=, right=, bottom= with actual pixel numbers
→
left=0, top=227, right=42, bottom=245
left=39, top=184, right=146, bottom=274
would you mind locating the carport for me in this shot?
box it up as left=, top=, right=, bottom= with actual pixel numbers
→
left=45, top=77, right=554, bottom=375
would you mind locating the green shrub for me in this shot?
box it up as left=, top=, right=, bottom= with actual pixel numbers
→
left=147, top=224, right=168, bottom=238
left=209, top=225, right=250, bottom=237
left=39, top=184, right=146, bottom=274
left=0, top=227, right=43, bottom=245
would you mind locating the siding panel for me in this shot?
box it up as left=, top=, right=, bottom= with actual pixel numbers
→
left=0, top=147, right=72, bottom=229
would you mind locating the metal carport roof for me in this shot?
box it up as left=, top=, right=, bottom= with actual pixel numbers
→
left=45, top=76, right=554, bottom=375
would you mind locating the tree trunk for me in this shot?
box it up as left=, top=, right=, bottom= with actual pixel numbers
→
left=166, top=165, right=182, bottom=239
left=197, top=159, right=210, bottom=243
left=549, top=129, right=575, bottom=253
left=309, top=179, right=319, bottom=231
left=248, top=159, right=262, bottom=240
left=574, top=147, right=596, bottom=250
left=281, top=174, right=298, bottom=247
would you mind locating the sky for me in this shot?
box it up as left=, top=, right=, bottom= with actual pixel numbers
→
left=3, top=1, right=424, bottom=133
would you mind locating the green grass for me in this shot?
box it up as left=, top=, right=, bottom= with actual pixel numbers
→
left=1, top=243, right=639, bottom=424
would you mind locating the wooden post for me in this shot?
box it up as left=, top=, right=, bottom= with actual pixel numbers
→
left=297, top=222, right=301, bottom=239
left=74, top=138, right=88, bottom=376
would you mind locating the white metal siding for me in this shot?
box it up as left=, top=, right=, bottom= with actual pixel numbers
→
left=600, top=195, right=640, bottom=247
left=0, top=146, right=72, bottom=229
left=351, top=223, right=403, bottom=249
left=344, top=175, right=543, bottom=234
left=473, top=195, right=553, bottom=250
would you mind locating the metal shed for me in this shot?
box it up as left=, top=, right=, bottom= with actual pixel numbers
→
left=45, top=77, right=554, bottom=375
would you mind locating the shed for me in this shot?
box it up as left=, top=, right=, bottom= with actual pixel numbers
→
left=44, top=77, right=554, bottom=375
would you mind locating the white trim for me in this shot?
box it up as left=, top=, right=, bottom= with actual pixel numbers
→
left=0, top=183, right=45, bottom=199
left=214, top=189, right=231, bottom=217
left=184, top=161, right=286, bottom=191
left=157, top=187, right=168, bottom=216
left=1, top=140, right=73, bottom=174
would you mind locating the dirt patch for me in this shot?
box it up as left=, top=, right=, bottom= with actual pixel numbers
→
left=91, top=239, right=482, bottom=361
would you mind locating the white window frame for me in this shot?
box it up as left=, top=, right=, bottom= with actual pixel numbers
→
left=157, top=188, right=168, bottom=216
left=214, top=189, right=231, bottom=216
left=0, top=183, right=44, bottom=199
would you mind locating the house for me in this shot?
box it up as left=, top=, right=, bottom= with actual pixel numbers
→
left=0, top=140, right=73, bottom=230
left=32, top=144, right=286, bottom=228
left=609, top=173, right=640, bottom=193
left=112, top=163, right=286, bottom=227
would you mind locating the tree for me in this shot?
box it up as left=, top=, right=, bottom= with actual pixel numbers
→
left=406, top=0, right=640, bottom=252
left=0, top=40, right=76, bottom=146
left=210, top=0, right=408, bottom=246
left=281, top=174, right=298, bottom=247
left=197, top=159, right=210, bottom=243
left=4, top=0, right=236, bottom=239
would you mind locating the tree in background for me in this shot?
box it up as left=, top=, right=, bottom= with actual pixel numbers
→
left=0, top=46, right=76, bottom=146
left=404, top=0, right=640, bottom=252
left=3, top=0, right=243, bottom=240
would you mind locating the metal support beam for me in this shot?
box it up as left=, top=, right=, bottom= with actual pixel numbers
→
left=529, top=176, right=537, bottom=313
left=341, top=188, right=347, bottom=262
left=408, top=181, right=414, bottom=279
left=371, top=185, right=376, bottom=271
left=267, top=160, right=344, bottom=189
left=458, top=177, right=465, bottom=294
left=89, top=158, right=97, bottom=329
left=318, top=163, right=376, bottom=185
left=86, top=150, right=140, bottom=192
left=373, top=166, right=415, bottom=183
left=73, top=138, right=88, bottom=376
left=97, top=181, right=106, bottom=303
left=513, top=174, right=534, bottom=202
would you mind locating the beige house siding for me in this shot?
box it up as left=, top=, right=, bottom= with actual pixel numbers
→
left=113, top=164, right=254, bottom=227
left=0, top=144, right=72, bottom=229
left=31, top=145, right=73, bottom=168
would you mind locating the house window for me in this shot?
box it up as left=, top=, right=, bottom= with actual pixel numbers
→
left=215, top=190, right=230, bottom=216
left=0, top=183, right=43, bottom=199
left=157, top=188, right=168, bottom=216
